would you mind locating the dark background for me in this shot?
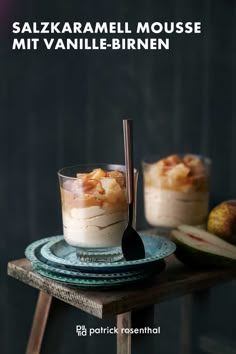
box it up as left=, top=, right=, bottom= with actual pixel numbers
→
left=1, top=1, right=236, bottom=353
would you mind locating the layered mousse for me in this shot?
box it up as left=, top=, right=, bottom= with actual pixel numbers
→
left=143, top=154, right=209, bottom=228
left=60, top=168, right=127, bottom=248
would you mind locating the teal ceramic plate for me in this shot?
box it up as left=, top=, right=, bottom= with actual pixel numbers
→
left=39, top=234, right=175, bottom=273
left=25, top=240, right=143, bottom=279
left=32, top=263, right=165, bottom=289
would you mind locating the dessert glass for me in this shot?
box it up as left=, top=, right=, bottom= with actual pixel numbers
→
left=58, top=164, right=138, bottom=262
left=142, top=154, right=211, bottom=235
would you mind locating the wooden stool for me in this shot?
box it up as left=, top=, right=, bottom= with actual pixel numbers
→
left=7, top=248, right=236, bottom=354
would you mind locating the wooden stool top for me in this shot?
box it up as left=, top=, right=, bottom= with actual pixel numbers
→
left=7, top=253, right=236, bottom=319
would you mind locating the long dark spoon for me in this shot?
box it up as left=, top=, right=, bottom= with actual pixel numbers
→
left=121, top=119, right=145, bottom=261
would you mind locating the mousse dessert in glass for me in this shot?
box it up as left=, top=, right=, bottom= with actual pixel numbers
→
left=143, top=154, right=210, bottom=232
left=58, top=164, right=137, bottom=262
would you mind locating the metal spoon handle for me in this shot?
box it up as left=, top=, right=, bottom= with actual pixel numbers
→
left=123, top=119, right=134, bottom=204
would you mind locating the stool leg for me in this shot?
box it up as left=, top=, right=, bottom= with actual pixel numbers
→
left=117, top=306, right=156, bottom=354
left=180, top=296, right=193, bottom=354
left=26, top=290, right=52, bottom=354
left=117, top=312, right=132, bottom=354
left=180, top=290, right=210, bottom=354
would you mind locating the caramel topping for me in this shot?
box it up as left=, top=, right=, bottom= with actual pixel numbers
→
left=61, top=168, right=127, bottom=209
left=144, top=154, right=209, bottom=192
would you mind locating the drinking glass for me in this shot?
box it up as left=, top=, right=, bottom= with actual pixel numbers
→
left=142, top=154, right=211, bottom=235
left=58, top=163, right=138, bottom=262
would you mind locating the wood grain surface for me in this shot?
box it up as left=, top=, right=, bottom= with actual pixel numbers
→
left=7, top=257, right=236, bottom=319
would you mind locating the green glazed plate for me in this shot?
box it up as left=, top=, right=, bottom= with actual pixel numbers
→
left=26, top=234, right=175, bottom=273
left=32, top=262, right=165, bottom=289
left=26, top=240, right=143, bottom=279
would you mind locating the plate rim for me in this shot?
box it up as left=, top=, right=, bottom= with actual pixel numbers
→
left=26, top=241, right=143, bottom=278
left=33, top=265, right=148, bottom=286
left=26, top=234, right=176, bottom=270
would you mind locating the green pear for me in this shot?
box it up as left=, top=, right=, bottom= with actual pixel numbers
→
left=207, top=200, right=236, bottom=244
left=171, top=225, right=236, bottom=268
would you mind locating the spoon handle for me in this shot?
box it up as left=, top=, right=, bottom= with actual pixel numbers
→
left=123, top=119, right=134, bottom=204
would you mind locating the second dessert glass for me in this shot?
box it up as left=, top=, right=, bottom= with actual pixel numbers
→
left=58, top=164, right=138, bottom=262
left=142, top=154, right=211, bottom=235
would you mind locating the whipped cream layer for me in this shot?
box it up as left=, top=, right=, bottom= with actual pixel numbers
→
left=144, top=187, right=209, bottom=227
left=63, top=206, right=127, bottom=247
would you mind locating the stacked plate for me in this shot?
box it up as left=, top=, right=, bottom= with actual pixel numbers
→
left=25, top=234, right=176, bottom=290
